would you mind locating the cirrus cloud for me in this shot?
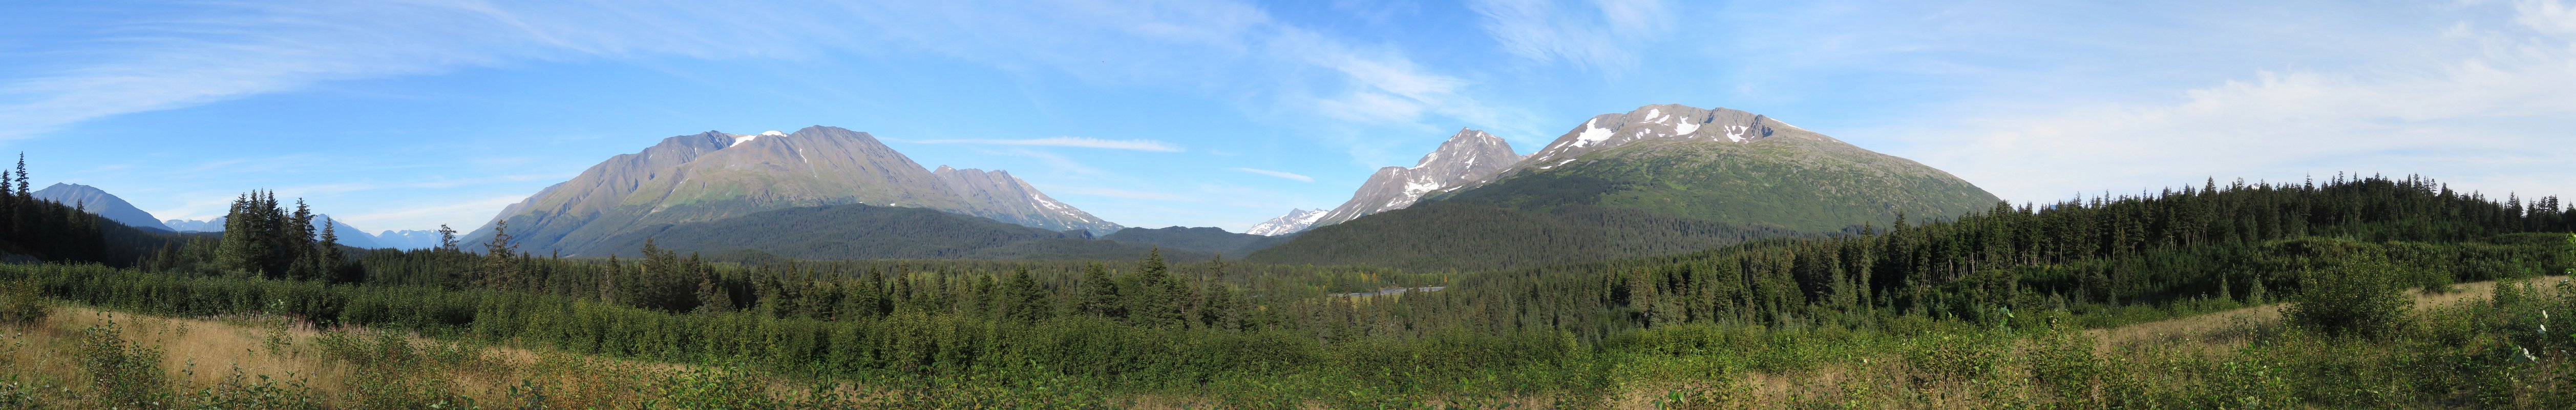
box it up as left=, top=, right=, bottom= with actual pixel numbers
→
left=1229, top=167, right=1313, bottom=182
left=912, top=136, right=1185, bottom=152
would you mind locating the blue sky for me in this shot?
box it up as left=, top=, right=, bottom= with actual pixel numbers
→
left=4, top=0, right=2573, bottom=233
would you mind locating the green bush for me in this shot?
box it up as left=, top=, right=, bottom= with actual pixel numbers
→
left=76, top=321, right=173, bottom=408
left=0, top=278, right=45, bottom=325
left=2284, top=259, right=2414, bottom=338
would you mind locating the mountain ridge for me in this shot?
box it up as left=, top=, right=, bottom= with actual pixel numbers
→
left=468, top=126, right=1122, bottom=256
left=1270, top=128, right=1519, bottom=235
left=33, top=183, right=172, bottom=231
left=1243, top=208, right=1323, bottom=236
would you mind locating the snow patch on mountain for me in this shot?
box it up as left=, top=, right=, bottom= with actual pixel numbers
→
left=1572, top=119, right=1614, bottom=148
left=1244, top=208, right=1327, bottom=236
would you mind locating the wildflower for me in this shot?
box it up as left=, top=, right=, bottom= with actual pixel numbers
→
left=2521, top=347, right=2539, bottom=363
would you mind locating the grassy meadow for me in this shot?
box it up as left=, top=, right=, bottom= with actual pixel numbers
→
left=2, top=272, right=2568, bottom=408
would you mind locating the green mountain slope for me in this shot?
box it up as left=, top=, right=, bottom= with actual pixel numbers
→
left=1248, top=104, right=1999, bottom=271
left=1099, top=226, right=1293, bottom=257
left=559, top=203, right=1195, bottom=261
left=1245, top=201, right=1806, bottom=271
left=1448, top=137, right=1996, bottom=233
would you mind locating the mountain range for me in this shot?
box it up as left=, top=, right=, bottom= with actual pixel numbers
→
left=90, top=104, right=1993, bottom=270
left=157, top=215, right=442, bottom=250
left=29, top=183, right=444, bottom=250
left=463, top=126, right=1123, bottom=257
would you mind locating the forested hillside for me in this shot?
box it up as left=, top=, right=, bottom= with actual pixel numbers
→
left=1098, top=225, right=1292, bottom=257
left=0, top=155, right=183, bottom=265
left=1249, top=201, right=1810, bottom=271
left=5, top=168, right=2573, bottom=407
left=553, top=203, right=1183, bottom=261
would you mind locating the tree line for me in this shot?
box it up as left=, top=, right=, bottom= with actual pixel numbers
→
left=0, top=154, right=184, bottom=264
left=1349, top=174, right=2574, bottom=342
left=3, top=167, right=2571, bottom=403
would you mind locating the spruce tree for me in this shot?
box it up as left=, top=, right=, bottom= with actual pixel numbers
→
left=477, top=221, right=518, bottom=291
left=12, top=154, right=25, bottom=198
left=1075, top=262, right=1122, bottom=319
left=437, top=224, right=458, bottom=251
left=214, top=192, right=276, bottom=276
left=320, top=217, right=347, bottom=282
left=1126, top=248, right=1188, bottom=327
left=694, top=273, right=733, bottom=314
left=0, top=167, right=13, bottom=238
left=1004, top=267, right=1051, bottom=323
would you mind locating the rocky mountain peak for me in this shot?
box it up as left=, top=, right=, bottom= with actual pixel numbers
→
left=1300, top=128, right=1524, bottom=230
left=1517, top=104, right=1806, bottom=171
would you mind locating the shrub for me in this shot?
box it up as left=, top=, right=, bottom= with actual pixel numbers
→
left=2284, top=259, right=2413, bottom=338
left=77, top=321, right=172, bottom=408
left=0, top=278, right=46, bottom=325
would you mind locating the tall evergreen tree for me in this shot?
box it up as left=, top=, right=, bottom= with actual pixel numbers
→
left=1003, top=267, right=1050, bottom=323
left=437, top=224, right=458, bottom=251
left=1075, top=262, right=1121, bottom=319
left=1124, top=248, right=1192, bottom=327
left=476, top=221, right=518, bottom=291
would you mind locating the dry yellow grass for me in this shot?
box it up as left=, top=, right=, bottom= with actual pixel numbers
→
left=2098, top=275, right=2570, bottom=350
left=8, top=275, right=2565, bottom=409
left=0, top=304, right=805, bottom=408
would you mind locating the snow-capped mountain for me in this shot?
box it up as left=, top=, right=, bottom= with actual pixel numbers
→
left=1305, top=128, right=1521, bottom=229
left=1243, top=208, right=1324, bottom=236
left=464, top=126, right=1123, bottom=255
left=1512, top=104, right=1800, bottom=174
left=1245, top=103, right=2001, bottom=270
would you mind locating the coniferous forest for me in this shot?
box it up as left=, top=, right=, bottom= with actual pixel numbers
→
left=2, top=155, right=2573, bottom=407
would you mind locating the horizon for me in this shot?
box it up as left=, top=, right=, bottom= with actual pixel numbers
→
left=6, top=1, right=2574, bottom=232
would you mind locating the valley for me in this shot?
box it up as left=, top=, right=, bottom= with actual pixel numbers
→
left=1, top=105, right=2569, bottom=409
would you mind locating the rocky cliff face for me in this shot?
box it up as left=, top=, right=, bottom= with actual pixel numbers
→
left=1304, top=128, right=1521, bottom=229
left=468, top=126, right=1122, bottom=255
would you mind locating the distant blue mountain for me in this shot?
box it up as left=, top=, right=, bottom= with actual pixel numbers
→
left=161, top=215, right=438, bottom=250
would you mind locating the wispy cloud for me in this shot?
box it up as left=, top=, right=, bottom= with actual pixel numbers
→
left=0, top=1, right=1507, bottom=165
left=1229, top=167, right=1313, bottom=182
left=1903, top=0, right=2576, bottom=202
left=1469, top=0, right=1674, bottom=71
left=916, top=137, right=1184, bottom=152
